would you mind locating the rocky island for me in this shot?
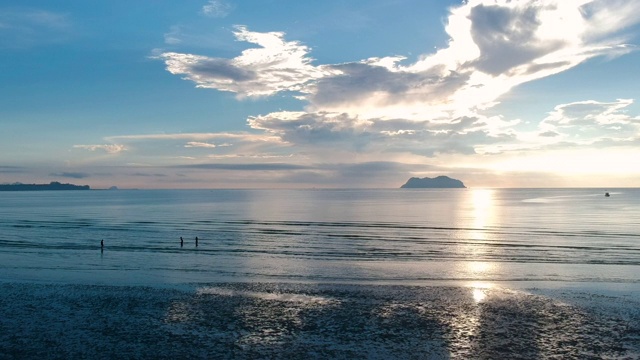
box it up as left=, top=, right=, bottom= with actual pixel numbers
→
left=0, top=181, right=90, bottom=191
left=400, top=176, right=466, bottom=188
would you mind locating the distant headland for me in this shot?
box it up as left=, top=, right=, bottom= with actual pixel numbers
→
left=0, top=181, right=90, bottom=191
left=400, top=176, right=466, bottom=189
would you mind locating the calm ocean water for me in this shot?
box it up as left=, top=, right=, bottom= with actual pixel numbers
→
left=1, top=188, right=639, bottom=287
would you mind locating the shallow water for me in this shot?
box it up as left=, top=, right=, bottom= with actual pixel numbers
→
left=1, top=188, right=639, bottom=287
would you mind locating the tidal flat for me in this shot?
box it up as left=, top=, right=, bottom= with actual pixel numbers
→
left=1, top=282, right=639, bottom=359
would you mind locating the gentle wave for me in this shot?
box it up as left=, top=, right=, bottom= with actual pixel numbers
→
left=1, top=219, right=638, bottom=265
left=1, top=189, right=639, bottom=284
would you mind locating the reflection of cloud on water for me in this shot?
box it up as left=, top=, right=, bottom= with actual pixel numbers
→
left=196, top=286, right=337, bottom=305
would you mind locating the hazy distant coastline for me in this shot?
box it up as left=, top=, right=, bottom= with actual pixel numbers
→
left=0, top=181, right=90, bottom=191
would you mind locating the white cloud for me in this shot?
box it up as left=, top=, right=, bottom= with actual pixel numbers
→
left=0, top=8, right=72, bottom=48
left=105, top=132, right=282, bottom=144
left=73, top=144, right=127, bottom=154
left=84, top=132, right=291, bottom=167
left=159, top=0, right=640, bottom=123
left=473, top=98, right=640, bottom=156
left=101, top=98, right=634, bottom=171
left=164, top=25, right=183, bottom=45
left=202, top=0, right=233, bottom=18
left=159, top=26, right=333, bottom=98
left=403, top=0, right=638, bottom=119
left=540, top=99, right=640, bottom=143
left=543, top=99, right=638, bottom=127
left=144, top=1, right=640, bottom=186
left=185, top=141, right=218, bottom=148
left=580, top=0, right=640, bottom=40
left=205, top=153, right=296, bottom=160
left=248, top=111, right=516, bottom=157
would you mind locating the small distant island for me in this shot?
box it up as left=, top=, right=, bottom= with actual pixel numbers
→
left=400, top=176, right=466, bottom=189
left=0, top=181, right=90, bottom=191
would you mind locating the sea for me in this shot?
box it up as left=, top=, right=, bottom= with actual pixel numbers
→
left=1, top=188, right=639, bottom=289
left=2, top=188, right=640, bottom=358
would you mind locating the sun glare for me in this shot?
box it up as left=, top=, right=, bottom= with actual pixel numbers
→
left=472, top=189, right=493, bottom=213
left=490, top=149, right=639, bottom=175
left=467, top=261, right=494, bottom=274
left=470, top=189, right=495, bottom=239
left=469, top=281, right=494, bottom=303
left=455, top=190, right=501, bottom=287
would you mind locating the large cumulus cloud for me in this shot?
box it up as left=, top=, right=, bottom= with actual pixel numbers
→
left=137, top=0, right=640, bottom=185
left=158, top=0, right=639, bottom=122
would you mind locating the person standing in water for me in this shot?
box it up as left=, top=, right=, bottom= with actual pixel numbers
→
left=180, top=237, right=184, bottom=247
left=195, top=236, right=198, bottom=247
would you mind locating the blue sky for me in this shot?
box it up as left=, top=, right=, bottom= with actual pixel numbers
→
left=1, top=0, right=639, bottom=189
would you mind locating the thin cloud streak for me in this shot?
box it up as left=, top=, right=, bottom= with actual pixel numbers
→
left=49, top=171, right=90, bottom=179
left=201, top=0, right=233, bottom=18
left=0, top=8, right=72, bottom=49
left=73, top=144, right=127, bottom=154
left=185, top=141, right=218, bottom=148
left=175, top=163, right=310, bottom=171
left=105, top=132, right=281, bottom=143
left=0, top=165, right=25, bottom=174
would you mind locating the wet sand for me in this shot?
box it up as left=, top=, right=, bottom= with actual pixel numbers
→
left=1, top=282, right=639, bottom=359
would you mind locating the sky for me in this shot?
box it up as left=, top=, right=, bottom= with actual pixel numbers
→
left=1, top=0, right=640, bottom=189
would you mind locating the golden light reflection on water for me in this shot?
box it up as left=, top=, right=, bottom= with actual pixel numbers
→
left=466, top=261, right=495, bottom=274
left=472, top=288, right=487, bottom=303
left=469, top=281, right=494, bottom=303
left=470, top=189, right=494, bottom=240
left=457, top=189, right=502, bottom=282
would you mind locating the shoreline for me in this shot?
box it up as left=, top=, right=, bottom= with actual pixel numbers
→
left=3, top=266, right=640, bottom=294
left=1, top=281, right=638, bottom=359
